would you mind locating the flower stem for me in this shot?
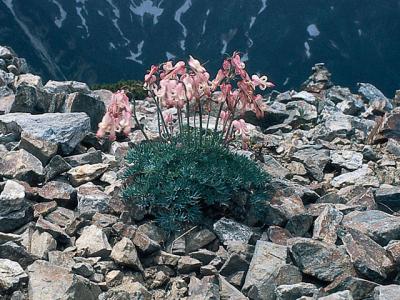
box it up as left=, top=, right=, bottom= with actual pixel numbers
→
left=133, top=98, right=149, bottom=141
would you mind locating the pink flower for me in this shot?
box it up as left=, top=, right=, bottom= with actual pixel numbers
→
left=144, top=65, right=158, bottom=89
left=232, top=119, right=250, bottom=148
left=251, top=75, right=275, bottom=90
left=219, top=110, right=230, bottom=125
left=97, top=91, right=132, bottom=140
left=211, top=69, right=225, bottom=90
left=163, top=112, right=173, bottom=123
left=161, top=61, right=186, bottom=79
left=188, top=55, right=206, bottom=73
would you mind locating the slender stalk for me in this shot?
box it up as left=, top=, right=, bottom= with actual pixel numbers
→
left=153, top=97, right=171, bottom=139
left=177, top=107, right=183, bottom=133
left=133, top=98, right=149, bottom=141
left=198, top=101, right=203, bottom=144
left=214, top=103, right=224, bottom=133
left=205, top=108, right=211, bottom=137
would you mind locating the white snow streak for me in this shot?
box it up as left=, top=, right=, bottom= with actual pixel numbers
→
left=126, top=40, right=144, bottom=64
left=201, top=9, right=210, bottom=35
left=106, top=0, right=120, bottom=18
left=166, top=52, right=176, bottom=60
left=258, top=0, right=268, bottom=14
left=307, top=24, right=320, bottom=37
left=304, top=41, right=311, bottom=58
left=52, top=0, right=67, bottom=28
left=130, top=0, right=164, bottom=25
left=174, top=0, right=192, bottom=50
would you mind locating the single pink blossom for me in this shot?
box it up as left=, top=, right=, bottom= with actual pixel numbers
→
left=188, top=55, right=206, bottom=73
left=251, top=75, right=275, bottom=90
left=211, top=69, right=225, bottom=90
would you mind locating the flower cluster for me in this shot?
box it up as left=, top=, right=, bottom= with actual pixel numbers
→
left=143, top=52, right=274, bottom=147
left=96, top=90, right=132, bottom=141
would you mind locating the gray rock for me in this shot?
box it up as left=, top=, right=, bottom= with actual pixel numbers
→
left=330, top=150, right=363, bottom=170
left=242, top=241, right=302, bottom=300
left=44, top=80, right=90, bottom=94
left=213, top=218, right=253, bottom=246
left=177, top=256, right=202, bottom=273
left=275, top=282, right=318, bottom=300
left=36, top=180, right=76, bottom=208
left=331, top=165, right=379, bottom=188
left=358, top=83, right=392, bottom=112
left=0, top=149, right=44, bottom=183
left=285, top=213, right=314, bottom=237
left=288, top=238, right=355, bottom=282
left=0, top=113, right=91, bottom=155
left=186, top=229, right=217, bottom=253
left=292, top=147, right=330, bottom=181
left=0, top=180, right=33, bottom=232
left=0, top=259, right=28, bottom=292
left=76, top=225, right=111, bottom=258
left=111, top=237, right=143, bottom=271
left=286, top=100, right=318, bottom=121
left=72, top=262, right=95, bottom=278
left=386, top=240, right=400, bottom=265
left=219, top=275, right=247, bottom=300
left=262, top=155, right=290, bottom=179
left=188, top=275, right=220, bottom=300
left=313, top=205, right=343, bottom=244
left=319, top=290, right=353, bottom=300
left=62, top=92, right=106, bottom=131
left=132, top=231, right=161, bottom=255
left=339, top=227, right=394, bottom=281
left=36, top=216, right=70, bottom=243
left=267, top=226, right=293, bottom=245
left=30, top=230, right=57, bottom=259
left=0, top=241, right=36, bottom=269
left=266, top=194, right=306, bottom=226
left=386, top=138, right=400, bottom=157
left=44, top=155, right=72, bottom=182
left=28, top=260, right=101, bottom=300
left=302, top=63, right=333, bottom=93
left=77, top=183, right=110, bottom=217
left=314, top=113, right=354, bottom=141
left=220, top=253, right=249, bottom=278
left=324, top=276, right=379, bottom=300
left=342, top=210, right=400, bottom=245
left=375, top=185, right=400, bottom=210
left=373, top=285, right=400, bottom=300
left=20, top=131, right=59, bottom=164
left=64, top=150, right=103, bottom=167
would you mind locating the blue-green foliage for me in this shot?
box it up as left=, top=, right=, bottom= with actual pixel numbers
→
left=122, top=130, right=270, bottom=232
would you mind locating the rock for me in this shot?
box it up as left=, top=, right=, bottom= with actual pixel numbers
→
left=342, top=210, right=400, bottom=245
left=0, top=46, right=14, bottom=59
left=132, top=231, right=161, bottom=255
left=339, top=227, right=394, bottom=281
left=330, top=150, right=363, bottom=170
left=110, top=237, right=143, bottom=271
left=292, top=147, right=330, bottom=181
left=368, top=109, right=400, bottom=143
left=267, top=226, right=293, bottom=245
left=0, top=180, right=34, bottom=232
left=45, top=207, right=75, bottom=228
left=77, top=183, right=110, bottom=217
left=220, top=253, right=249, bottom=278
left=0, top=232, right=22, bottom=244
left=36, top=216, right=70, bottom=243
left=36, top=181, right=76, bottom=208
left=286, top=100, right=318, bottom=121
left=0, top=149, right=44, bottom=183
left=105, top=270, right=123, bottom=287
left=0, top=113, right=91, bottom=155
left=302, top=63, right=333, bottom=93
left=288, top=238, right=355, bottom=282
left=213, top=218, right=253, bottom=246
left=275, top=282, right=318, bottom=300
left=72, top=262, right=95, bottom=278
left=67, top=163, right=109, bottom=186
left=312, top=205, right=343, bottom=244
left=262, top=155, right=290, bottom=179
left=177, top=256, right=202, bottom=273
left=314, top=113, right=353, bottom=141
left=188, top=276, right=220, bottom=300
left=242, top=241, right=302, bottom=300
left=92, top=212, right=118, bottom=228
left=76, top=225, right=111, bottom=258
left=34, top=201, right=57, bottom=218
left=318, top=290, right=353, bottom=300
left=44, top=155, right=72, bottom=182
left=386, top=240, right=400, bottom=265
left=285, top=213, right=314, bottom=237
left=331, top=165, right=379, bottom=188
left=20, top=131, right=59, bottom=164
left=266, top=194, right=306, bottom=226
left=62, top=92, right=106, bottom=131
left=375, top=185, right=400, bottom=210
left=358, top=83, right=392, bottom=112
left=153, top=251, right=180, bottom=266
left=186, top=229, right=217, bottom=253
left=373, top=285, right=400, bottom=300
left=219, top=275, right=247, bottom=300
left=0, top=259, right=28, bottom=292
left=0, top=241, right=36, bottom=269
left=64, top=150, right=103, bottom=167
left=48, top=250, right=75, bottom=269
left=30, top=230, right=57, bottom=259
left=44, top=80, right=90, bottom=94
left=28, top=260, right=101, bottom=300
left=324, top=276, right=379, bottom=300
left=386, top=138, right=400, bottom=157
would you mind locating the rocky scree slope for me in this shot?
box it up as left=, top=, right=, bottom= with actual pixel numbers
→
left=1, top=45, right=400, bottom=299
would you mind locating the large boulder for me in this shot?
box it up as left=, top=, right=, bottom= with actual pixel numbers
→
left=0, top=259, right=28, bottom=293
left=0, top=112, right=91, bottom=155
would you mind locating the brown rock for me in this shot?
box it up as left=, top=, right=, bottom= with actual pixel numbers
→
left=313, top=205, right=343, bottom=244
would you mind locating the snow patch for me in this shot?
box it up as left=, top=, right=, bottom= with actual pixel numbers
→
left=174, top=0, right=192, bottom=50
left=52, top=0, right=67, bottom=28
left=166, top=52, right=176, bottom=60
left=97, top=10, right=104, bottom=16
left=258, top=0, right=268, bottom=14
left=126, top=40, right=144, bottom=64
left=106, top=0, right=120, bottom=18
left=220, top=29, right=237, bottom=55
left=109, top=42, right=116, bottom=50
left=283, top=77, right=290, bottom=85
left=130, top=0, right=164, bottom=25
left=201, top=9, right=210, bottom=35
left=249, top=16, right=256, bottom=29
left=304, top=41, right=311, bottom=58
left=307, top=24, right=320, bottom=37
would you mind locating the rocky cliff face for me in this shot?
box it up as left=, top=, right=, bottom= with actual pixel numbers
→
left=0, top=0, right=399, bottom=95
left=1, top=46, right=400, bottom=299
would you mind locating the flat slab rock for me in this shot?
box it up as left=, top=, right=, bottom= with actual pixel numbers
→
left=0, top=112, right=90, bottom=155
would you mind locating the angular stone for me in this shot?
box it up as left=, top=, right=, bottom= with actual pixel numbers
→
left=62, top=92, right=106, bottom=131
left=92, top=212, right=118, bottom=228
left=20, top=131, right=58, bottom=164
left=318, top=290, right=353, bottom=300
left=288, top=238, right=355, bottom=282
left=313, top=205, right=343, bottom=244
left=48, top=250, right=75, bottom=269
left=0, top=232, right=22, bottom=244
left=0, top=113, right=91, bottom=155
left=0, top=241, right=36, bottom=269
left=262, top=155, right=290, bottom=179
left=242, top=241, right=302, bottom=300
left=67, top=163, right=108, bottom=186
left=219, top=275, right=247, bottom=300
left=44, top=80, right=90, bottom=94
left=324, top=276, right=379, bottom=300
left=267, top=226, right=293, bottom=245
left=36, top=216, right=70, bottom=243
left=0, top=259, right=28, bottom=292
left=330, top=150, right=363, bottom=171
left=77, top=183, right=110, bottom=217
left=64, top=150, right=103, bottom=167
left=0, top=149, right=44, bottom=183
left=266, top=194, right=306, bottom=226
left=153, top=251, right=180, bottom=267
left=188, top=275, right=220, bottom=300
left=186, top=229, right=217, bottom=253
left=220, top=253, right=249, bottom=278
left=331, top=165, right=379, bottom=188
left=45, top=207, right=75, bottom=228
left=386, top=240, right=400, bottom=265
left=373, top=285, right=400, bottom=300
left=30, top=230, right=57, bottom=259
left=375, top=185, right=400, bottom=210
left=190, top=249, right=217, bottom=265
left=72, top=262, right=95, bottom=278
left=177, top=256, right=202, bottom=273
left=76, top=225, right=111, bottom=258
left=358, top=83, right=392, bottom=112
left=0, top=180, right=33, bottom=232
left=285, top=213, right=314, bottom=237
left=213, top=218, right=253, bottom=246
left=275, top=282, right=318, bottom=300
left=132, top=231, right=161, bottom=255
left=110, top=237, right=143, bottom=271
left=44, top=155, right=71, bottom=182
left=339, top=227, right=394, bottom=281
left=342, top=210, right=400, bottom=245
left=36, top=181, right=76, bottom=208
left=28, top=260, right=101, bottom=300
left=368, top=109, right=400, bottom=143
left=292, top=147, right=330, bottom=181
